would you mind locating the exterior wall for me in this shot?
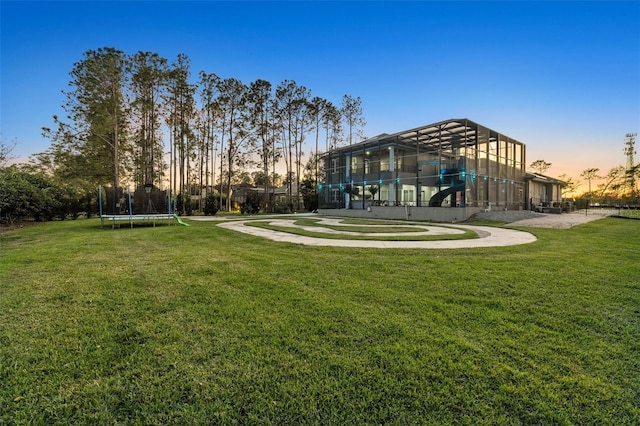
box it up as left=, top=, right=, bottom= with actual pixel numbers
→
left=318, top=206, right=482, bottom=222
left=526, top=180, right=564, bottom=211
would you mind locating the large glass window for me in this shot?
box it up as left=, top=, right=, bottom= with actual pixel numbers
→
left=395, top=153, right=403, bottom=171
left=499, top=139, right=508, bottom=165
left=478, top=142, right=488, bottom=178
left=380, top=186, right=389, bottom=203
left=478, top=142, right=487, bottom=159
left=380, top=155, right=390, bottom=171
left=401, top=184, right=415, bottom=205
left=515, top=143, right=523, bottom=171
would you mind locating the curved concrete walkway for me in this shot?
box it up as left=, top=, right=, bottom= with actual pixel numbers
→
left=188, top=209, right=618, bottom=249
left=211, top=217, right=537, bottom=249
left=506, top=209, right=616, bottom=229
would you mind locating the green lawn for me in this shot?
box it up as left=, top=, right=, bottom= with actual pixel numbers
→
left=245, top=218, right=477, bottom=241
left=1, top=217, right=638, bottom=424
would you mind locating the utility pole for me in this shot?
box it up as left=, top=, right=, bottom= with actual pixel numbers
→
left=623, top=133, right=637, bottom=200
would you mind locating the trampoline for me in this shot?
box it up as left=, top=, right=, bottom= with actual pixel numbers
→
left=98, top=185, right=189, bottom=228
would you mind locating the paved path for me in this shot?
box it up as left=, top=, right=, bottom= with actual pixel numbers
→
left=506, top=210, right=616, bottom=229
left=211, top=217, right=537, bottom=249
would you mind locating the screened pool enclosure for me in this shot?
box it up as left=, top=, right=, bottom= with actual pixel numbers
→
left=320, top=118, right=526, bottom=211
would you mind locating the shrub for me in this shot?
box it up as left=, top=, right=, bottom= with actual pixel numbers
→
left=204, top=193, right=219, bottom=216
left=0, top=166, right=85, bottom=223
left=303, top=192, right=318, bottom=212
left=176, top=193, right=193, bottom=216
left=240, top=191, right=261, bottom=214
left=273, top=199, right=291, bottom=214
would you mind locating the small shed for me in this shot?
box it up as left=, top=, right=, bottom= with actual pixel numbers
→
left=525, top=172, right=566, bottom=213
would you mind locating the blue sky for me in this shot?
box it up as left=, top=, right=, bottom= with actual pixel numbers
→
left=1, top=1, right=639, bottom=183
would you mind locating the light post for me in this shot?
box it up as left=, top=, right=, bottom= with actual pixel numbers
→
left=145, top=183, right=153, bottom=213
left=586, top=178, right=592, bottom=217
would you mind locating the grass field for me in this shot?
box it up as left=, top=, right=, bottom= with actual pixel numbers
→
left=1, top=217, right=639, bottom=424
left=616, top=209, right=640, bottom=219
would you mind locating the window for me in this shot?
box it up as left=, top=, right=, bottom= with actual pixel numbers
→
left=402, top=185, right=415, bottom=205
left=380, top=156, right=390, bottom=171
left=395, top=154, right=403, bottom=171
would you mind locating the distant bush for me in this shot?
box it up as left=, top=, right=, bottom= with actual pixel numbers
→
left=303, top=192, right=318, bottom=212
left=0, top=166, right=86, bottom=224
left=273, top=199, right=291, bottom=214
left=240, top=191, right=261, bottom=214
left=176, top=193, right=193, bottom=216
left=204, top=193, right=219, bottom=216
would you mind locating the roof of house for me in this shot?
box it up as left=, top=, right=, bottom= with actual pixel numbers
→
left=235, top=182, right=299, bottom=195
left=525, top=172, right=567, bottom=186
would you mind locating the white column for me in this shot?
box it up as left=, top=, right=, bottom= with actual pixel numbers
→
left=345, top=154, right=351, bottom=209
left=388, top=147, right=395, bottom=206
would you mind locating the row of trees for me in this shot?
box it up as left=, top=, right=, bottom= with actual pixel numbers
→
left=35, top=47, right=366, bottom=214
left=1, top=140, right=89, bottom=223
left=0, top=166, right=90, bottom=224
left=577, top=166, right=640, bottom=207
left=529, top=159, right=640, bottom=206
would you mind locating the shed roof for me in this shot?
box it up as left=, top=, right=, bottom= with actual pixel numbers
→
left=525, top=172, right=567, bottom=186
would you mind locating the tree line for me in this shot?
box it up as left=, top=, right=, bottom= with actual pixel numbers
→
left=31, top=47, right=365, bottom=217
left=529, top=156, right=640, bottom=208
